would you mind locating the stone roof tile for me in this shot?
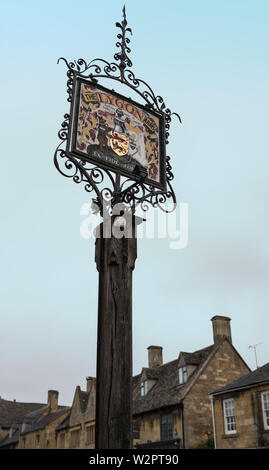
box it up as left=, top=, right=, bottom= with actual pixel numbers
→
left=21, top=407, right=70, bottom=435
left=133, top=345, right=215, bottom=415
left=0, top=400, right=45, bottom=428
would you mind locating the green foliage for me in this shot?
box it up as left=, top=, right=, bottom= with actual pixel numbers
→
left=194, top=437, right=215, bottom=449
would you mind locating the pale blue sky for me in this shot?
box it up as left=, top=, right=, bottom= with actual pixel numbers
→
left=1, top=0, right=269, bottom=405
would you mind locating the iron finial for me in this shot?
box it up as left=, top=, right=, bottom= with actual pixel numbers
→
left=114, top=5, right=132, bottom=80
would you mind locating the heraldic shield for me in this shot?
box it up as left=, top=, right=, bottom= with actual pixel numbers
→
left=110, top=131, right=129, bottom=157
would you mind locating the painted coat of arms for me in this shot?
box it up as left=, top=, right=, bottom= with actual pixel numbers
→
left=74, top=81, right=165, bottom=186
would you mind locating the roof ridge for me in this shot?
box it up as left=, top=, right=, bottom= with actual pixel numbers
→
left=192, top=344, right=214, bottom=354
left=0, top=400, right=45, bottom=406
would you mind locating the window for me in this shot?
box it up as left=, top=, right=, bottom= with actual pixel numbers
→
left=70, top=429, right=80, bottom=448
left=178, top=366, right=188, bottom=385
left=59, top=433, right=65, bottom=449
left=36, top=435, right=40, bottom=449
left=223, top=399, right=236, bottom=434
left=86, top=425, right=95, bottom=445
left=160, top=414, right=173, bottom=441
left=261, top=391, right=269, bottom=430
left=140, top=380, right=148, bottom=397
left=133, top=427, right=140, bottom=440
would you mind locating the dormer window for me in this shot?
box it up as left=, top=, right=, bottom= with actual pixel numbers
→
left=178, top=366, right=188, bottom=384
left=140, top=380, right=148, bottom=396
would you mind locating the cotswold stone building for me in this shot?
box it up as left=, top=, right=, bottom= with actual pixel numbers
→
left=0, top=316, right=251, bottom=449
left=133, top=316, right=250, bottom=448
left=56, top=378, right=96, bottom=449
left=0, top=391, right=69, bottom=449
left=0, top=398, right=45, bottom=446
left=211, top=362, right=269, bottom=449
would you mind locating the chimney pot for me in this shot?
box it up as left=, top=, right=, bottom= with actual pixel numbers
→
left=211, top=316, right=232, bottom=344
left=147, top=345, right=163, bottom=368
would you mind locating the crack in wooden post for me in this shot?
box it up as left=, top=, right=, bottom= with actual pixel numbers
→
left=94, top=217, right=137, bottom=449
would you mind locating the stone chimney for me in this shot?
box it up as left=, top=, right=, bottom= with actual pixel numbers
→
left=147, top=346, right=163, bottom=368
left=86, top=376, right=96, bottom=393
left=211, top=316, right=232, bottom=344
left=47, top=390, right=58, bottom=412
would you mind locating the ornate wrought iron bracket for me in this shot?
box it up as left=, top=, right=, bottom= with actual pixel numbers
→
left=54, top=7, right=181, bottom=217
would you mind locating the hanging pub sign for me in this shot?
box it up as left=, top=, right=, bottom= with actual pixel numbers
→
left=55, top=6, right=180, bottom=213
left=68, top=79, right=167, bottom=190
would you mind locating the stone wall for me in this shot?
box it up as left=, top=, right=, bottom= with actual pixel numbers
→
left=63, top=382, right=96, bottom=449
left=214, top=384, right=269, bottom=449
left=18, top=410, right=70, bottom=449
left=56, top=421, right=96, bottom=449
left=133, top=408, right=182, bottom=447
left=183, top=340, right=250, bottom=448
left=0, top=428, right=8, bottom=442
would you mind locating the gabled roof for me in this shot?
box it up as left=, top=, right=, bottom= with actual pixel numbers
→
left=70, top=386, right=90, bottom=417
left=0, top=400, right=45, bottom=428
left=78, top=390, right=89, bottom=413
left=133, top=344, right=215, bottom=415
left=180, top=345, right=214, bottom=365
left=20, top=407, right=70, bottom=435
left=0, top=425, right=22, bottom=448
left=212, top=362, right=269, bottom=396
left=67, top=385, right=96, bottom=428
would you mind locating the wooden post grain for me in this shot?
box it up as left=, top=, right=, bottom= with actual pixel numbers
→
left=94, top=218, right=137, bottom=449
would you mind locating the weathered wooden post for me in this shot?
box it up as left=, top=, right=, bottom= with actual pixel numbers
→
left=94, top=218, right=137, bottom=448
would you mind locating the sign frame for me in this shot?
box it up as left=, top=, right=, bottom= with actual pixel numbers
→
left=67, top=78, right=167, bottom=192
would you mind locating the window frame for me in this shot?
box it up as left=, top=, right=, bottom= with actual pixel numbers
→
left=59, top=432, right=65, bottom=449
left=140, top=380, right=148, bottom=397
left=70, top=428, right=81, bottom=448
left=86, top=424, right=95, bottom=445
left=132, top=426, right=140, bottom=440
left=223, top=398, right=237, bottom=435
left=178, top=366, right=188, bottom=385
left=261, top=391, right=269, bottom=431
left=160, top=413, right=173, bottom=441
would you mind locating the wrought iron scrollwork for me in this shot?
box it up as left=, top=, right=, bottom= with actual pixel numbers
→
left=114, top=5, right=133, bottom=79
left=54, top=6, right=181, bottom=216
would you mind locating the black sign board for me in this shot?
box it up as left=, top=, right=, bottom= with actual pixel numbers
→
left=67, top=79, right=167, bottom=190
